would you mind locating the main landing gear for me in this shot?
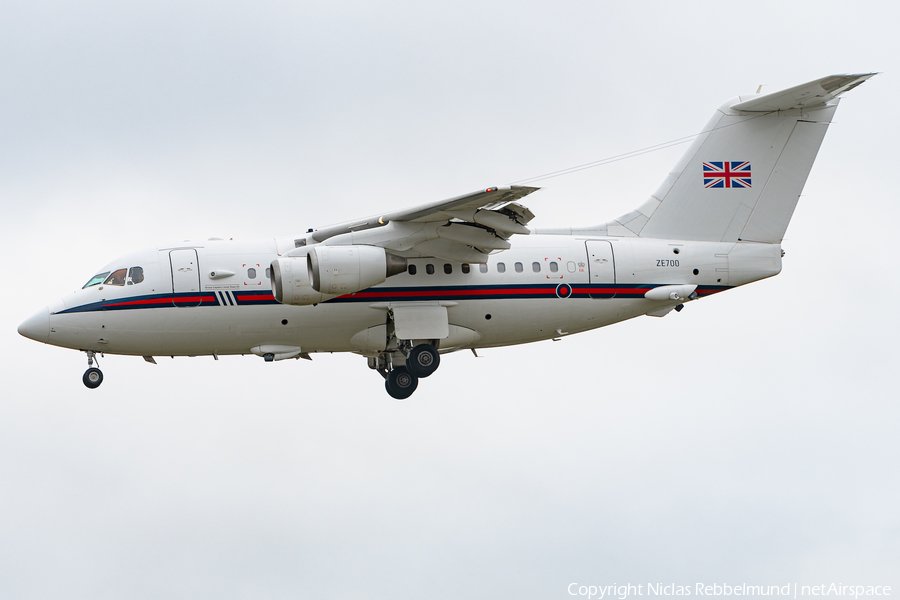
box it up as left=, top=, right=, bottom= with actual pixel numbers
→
left=386, top=366, right=417, bottom=399
left=82, top=351, right=103, bottom=389
left=406, top=344, right=440, bottom=378
left=372, top=343, right=441, bottom=399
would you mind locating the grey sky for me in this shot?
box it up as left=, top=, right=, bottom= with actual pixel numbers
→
left=1, top=1, right=898, bottom=598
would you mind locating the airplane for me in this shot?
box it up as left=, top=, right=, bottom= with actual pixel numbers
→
left=17, top=73, right=875, bottom=399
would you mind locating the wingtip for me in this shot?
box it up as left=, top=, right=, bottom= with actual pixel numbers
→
left=509, top=184, right=541, bottom=192
left=491, top=185, right=541, bottom=193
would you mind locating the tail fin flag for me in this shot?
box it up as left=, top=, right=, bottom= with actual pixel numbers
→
left=603, top=73, right=875, bottom=243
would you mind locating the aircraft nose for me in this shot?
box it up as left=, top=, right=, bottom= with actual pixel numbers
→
left=18, top=306, right=50, bottom=343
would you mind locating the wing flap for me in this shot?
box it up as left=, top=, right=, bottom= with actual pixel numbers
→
left=414, top=239, right=489, bottom=263
left=310, top=185, right=538, bottom=243
left=304, top=185, right=539, bottom=262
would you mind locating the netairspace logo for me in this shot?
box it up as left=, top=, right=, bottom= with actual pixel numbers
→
left=567, top=584, right=893, bottom=600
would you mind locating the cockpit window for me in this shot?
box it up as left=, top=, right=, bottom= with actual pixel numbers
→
left=83, top=272, right=110, bottom=288
left=128, top=266, right=144, bottom=285
left=103, top=269, right=127, bottom=286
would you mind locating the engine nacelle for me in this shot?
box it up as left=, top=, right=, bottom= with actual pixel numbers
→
left=307, top=245, right=407, bottom=294
left=270, top=245, right=407, bottom=305
left=270, top=255, right=328, bottom=306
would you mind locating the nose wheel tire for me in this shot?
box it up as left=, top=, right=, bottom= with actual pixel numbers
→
left=406, top=344, right=440, bottom=378
left=385, top=366, right=418, bottom=399
left=83, top=367, right=103, bottom=389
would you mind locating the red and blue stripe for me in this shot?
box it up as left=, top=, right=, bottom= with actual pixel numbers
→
left=54, top=285, right=729, bottom=314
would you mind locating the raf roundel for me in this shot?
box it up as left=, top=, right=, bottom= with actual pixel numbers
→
left=556, top=283, right=572, bottom=299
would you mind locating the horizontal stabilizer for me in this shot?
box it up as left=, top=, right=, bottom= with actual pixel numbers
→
left=731, top=73, right=876, bottom=112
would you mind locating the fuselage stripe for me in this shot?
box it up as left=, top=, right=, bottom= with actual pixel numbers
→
left=54, top=284, right=731, bottom=314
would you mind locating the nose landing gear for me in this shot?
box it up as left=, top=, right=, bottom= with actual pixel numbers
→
left=83, top=367, right=103, bottom=389
left=82, top=351, right=104, bottom=389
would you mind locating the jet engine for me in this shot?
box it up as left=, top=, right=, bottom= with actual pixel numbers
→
left=270, top=255, right=325, bottom=306
left=271, top=245, right=407, bottom=305
left=308, top=245, right=407, bottom=294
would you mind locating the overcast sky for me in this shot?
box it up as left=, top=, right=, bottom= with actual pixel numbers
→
left=1, top=1, right=898, bottom=598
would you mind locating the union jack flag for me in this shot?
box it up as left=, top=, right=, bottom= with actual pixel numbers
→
left=702, top=161, right=751, bottom=188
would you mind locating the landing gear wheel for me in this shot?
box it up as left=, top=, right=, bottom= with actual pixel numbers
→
left=83, top=367, right=103, bottom=389
left=385, top=366, right=418, bottom=399
left=406, top=344, right=440, bottom=378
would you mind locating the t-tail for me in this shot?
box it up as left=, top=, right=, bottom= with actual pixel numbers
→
left=583, top=73, right=876, bottom=243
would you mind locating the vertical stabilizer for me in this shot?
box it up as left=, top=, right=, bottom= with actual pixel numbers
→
left=603, top=73, right=875, bottom=243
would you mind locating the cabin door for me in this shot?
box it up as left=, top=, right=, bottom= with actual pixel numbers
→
left=170, top=249, right=202, bottom=307
left=585, top=241, right=616, bottom=299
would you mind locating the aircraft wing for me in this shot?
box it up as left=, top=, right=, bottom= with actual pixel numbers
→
left=303, top=185, right=539, bottom=263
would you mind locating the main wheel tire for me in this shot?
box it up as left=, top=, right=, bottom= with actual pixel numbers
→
left=83, top=367, right=103, bottom=389
left=385, top=366, right=418, bottom=399
left=406, top=344, right=440, bottom=378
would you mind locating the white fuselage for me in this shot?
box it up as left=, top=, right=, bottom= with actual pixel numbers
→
left=29, top=233, right=782, bottom=359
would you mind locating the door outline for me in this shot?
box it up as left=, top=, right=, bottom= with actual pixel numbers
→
left=170, top=249, right=202, bottom=307
left=585, top=241, right=616, bottom=299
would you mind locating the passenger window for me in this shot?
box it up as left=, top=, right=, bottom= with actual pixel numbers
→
left=426, top=264, right=435, bottom=275
left=83, top=272, right=110, bottom=288
left=127, top=266, right=144, bottom=285
left=497, top=262, right=506, bottom=273
left=462, top=263, right=470, bottom=274
left=479, top=264, right=488, bottom=273
left=515, top=262, right=523, bottom=273
left=104, top=268, right=127, bottom=286
left=550, top=262, right=558, bottom=273
left=567, top=261, right=576, bottom=273
left=248, top=268, right=257, bottom=279
left=408, top=264, right=417, bottom=275
left=444, top=264, right=452, bottom=274
left=265, top=267, right=271, bottom=279
left=532, top=262, right=541, bottom=273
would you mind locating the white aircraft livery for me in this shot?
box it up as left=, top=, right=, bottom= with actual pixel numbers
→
left=18, top=73, right=875, bottom=398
